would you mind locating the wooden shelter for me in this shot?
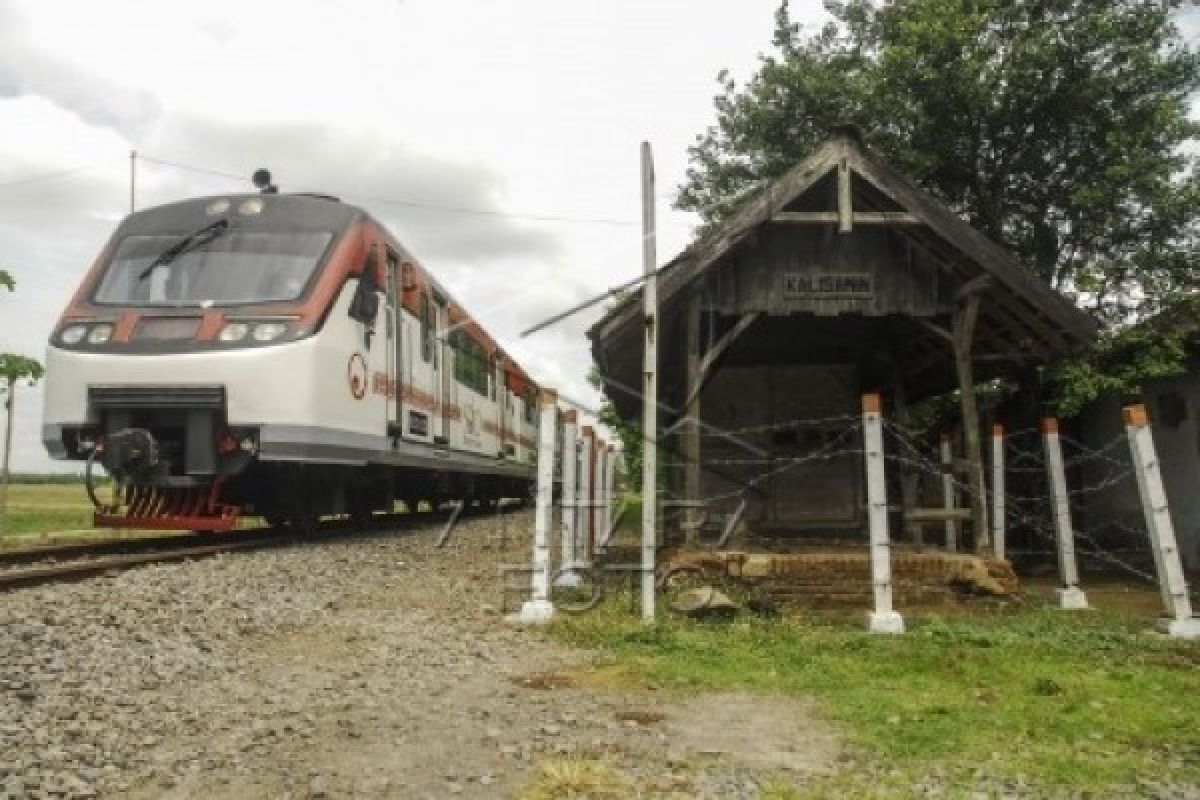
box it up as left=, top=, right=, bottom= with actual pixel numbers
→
left=589, top=131, right=1095, bottom=550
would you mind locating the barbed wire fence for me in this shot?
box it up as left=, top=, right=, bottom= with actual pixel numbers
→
left=510, top=380, right=1197, bottom=635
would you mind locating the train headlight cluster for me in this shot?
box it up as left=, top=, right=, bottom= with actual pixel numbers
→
left=251, top=321, right=288, bottom=342
left=59, top=324, right=89, bottom=345
left=56, top=322, right=115, bottom=346
left=218, top=320, right=291, bottom=344
left=217, top=322, right=250, bottom=342
left=87, top=324, right=114, bottom=344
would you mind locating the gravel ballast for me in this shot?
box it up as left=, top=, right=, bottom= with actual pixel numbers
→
left=0, top=511, right=839, bottom=799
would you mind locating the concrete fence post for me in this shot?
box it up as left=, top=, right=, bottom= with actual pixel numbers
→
left=596, top=442, right=612, bottom=557
left=1041, top=417, right=1088, bottom=610
left=990, top=424, right=1006, bottom=561
left=1123, top=404, right=1199, bottom=638
left=515, top=388, right=559, bottom=624
left=579, top=426, right=595, bottom=569
left=940, top=433, right=958, bottom=553
left=863, top=393, right=904, bottom=634
left=554, top=410, right=580, bottom=587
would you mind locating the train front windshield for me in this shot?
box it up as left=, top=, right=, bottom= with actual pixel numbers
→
left=93, top=230, right=333, bottom=307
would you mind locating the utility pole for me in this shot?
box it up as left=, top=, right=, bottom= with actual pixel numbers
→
left=640, top=141, right=658, bottom=621
left=130, top=150, right=137, bottom=213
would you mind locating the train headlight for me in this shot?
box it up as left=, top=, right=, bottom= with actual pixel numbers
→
left=251, top=321, right=288, bottom=342
left=218, top=322, right=250, bottom=342
left=59, top=324, right=89, bottom=345
left=87, top=324, right=114, bottom=344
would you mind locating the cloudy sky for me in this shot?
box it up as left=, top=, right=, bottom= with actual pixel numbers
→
left=0, top=0, right=839, bottom=470
left=0, top=1, right=1196, bottom=472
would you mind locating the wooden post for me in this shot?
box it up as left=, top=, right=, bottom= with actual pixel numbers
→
left=953, top=293, right=990, bottom=554
left=1041, top=417, right=1088, bottom=610
left=990, top=424, right=1006, bottom=561
left=640, top=141, right=658, bottom=621
left=863, top=393, right=904, bottom=634
left=516, top=388, right=558, bottom=623
left=1124, top=405, right=1199, bottom=637
left=579, top=426, right=595, bottom=568
left=682, top=288, right=702, bottom=545
left=940, top=434, right=958, bottom=553
left=554, top=410, right=580, bottom=587
left=837, top=157, right=853, bottom=234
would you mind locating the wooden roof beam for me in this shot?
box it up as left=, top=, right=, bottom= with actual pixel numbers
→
left=773, top=211, right=922, bottom=225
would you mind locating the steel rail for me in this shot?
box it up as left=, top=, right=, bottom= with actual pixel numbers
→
left=0, top=505, right=510, bottom=592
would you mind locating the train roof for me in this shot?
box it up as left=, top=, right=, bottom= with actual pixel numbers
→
left=117, top=192, right=364, bottom=237
left=114, top=192, right=536, bottom=391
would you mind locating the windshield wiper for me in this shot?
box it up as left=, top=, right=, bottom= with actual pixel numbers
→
left=137, top=218, right=231, bottom=281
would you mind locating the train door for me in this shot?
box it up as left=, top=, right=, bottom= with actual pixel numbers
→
left=433, top=296, right=452, bottom=443
left=495, top=362, right=506, bottom=457
left=385, top=249, right=401, bottom=434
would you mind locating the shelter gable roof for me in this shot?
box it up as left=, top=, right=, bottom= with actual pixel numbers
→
left=590, top=134, right=1096, bottom=349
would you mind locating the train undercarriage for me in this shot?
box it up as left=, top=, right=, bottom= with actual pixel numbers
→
left=77, top=391, right=530, bottom=535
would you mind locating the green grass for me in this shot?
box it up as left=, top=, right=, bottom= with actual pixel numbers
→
left=550, top=601, right=1200, bottom=795
left=1, top=483, right=96, bottom=538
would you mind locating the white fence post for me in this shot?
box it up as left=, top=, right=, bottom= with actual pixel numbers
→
left=516, top=388, right=558, bottom=623
left=1124, top=404, right=1199, bottom=638
left=863, top=393, right=904, bottom=634
left=1041, top=417, right=1088, bottom=610
left=595, top=442, right=611, bottom=557
left=554, top=410, right=580, bottom=587
left=990, top=423, right=1006, bottom=561
left=578, top=425, right=595, bottom=569
left=940, top=434, right=958, bottom=553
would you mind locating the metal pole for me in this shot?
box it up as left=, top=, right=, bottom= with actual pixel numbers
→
left=863, top=393, right=903, bottom=633
left=1041, top=417, right=1088, bottom=610
left=1123, top=404, right=1199, bottom=637
left=515, top=388, right=558, bottom=623
left=990, top=424, right=1006, bottom=561
left=0, top=378, right=14, bottom=535
left=129, top=150, right=136, bottom=213
left=554, top=410, right=579, bottom=587
left=640, top=141, right=658, bottom=621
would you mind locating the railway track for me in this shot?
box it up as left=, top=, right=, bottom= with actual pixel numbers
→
left=0, top=504, right=512, bottom=591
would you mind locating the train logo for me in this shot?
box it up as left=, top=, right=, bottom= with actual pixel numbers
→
left=347, top=352, right=368, bottom=400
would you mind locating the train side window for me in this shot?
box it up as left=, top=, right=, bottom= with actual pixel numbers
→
left=420, top=292, right=432, bottom=363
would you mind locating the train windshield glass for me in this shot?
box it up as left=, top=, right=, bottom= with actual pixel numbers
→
left=93, top=231, right=333, bottom=306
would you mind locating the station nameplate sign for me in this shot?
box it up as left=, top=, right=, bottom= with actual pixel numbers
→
left=781, top=272, right=874, bottom=315
left=782, top=272, right=874, bottom=297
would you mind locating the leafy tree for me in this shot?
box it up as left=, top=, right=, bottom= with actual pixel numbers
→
left=588, top=363, right=642, bottom=488
left=0, top=269, right=12, bottom=292
left=678, top=0, right=1199, bottom=407
left=0, top=354, right=44, bottom=393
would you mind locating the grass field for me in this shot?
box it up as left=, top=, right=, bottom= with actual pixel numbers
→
left=1, top=482, right=97, bottom=540
left=549, top=600, right=1200, bottom=797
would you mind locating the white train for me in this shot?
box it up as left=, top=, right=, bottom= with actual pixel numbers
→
left=42, top=184, right=539, bottom=532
